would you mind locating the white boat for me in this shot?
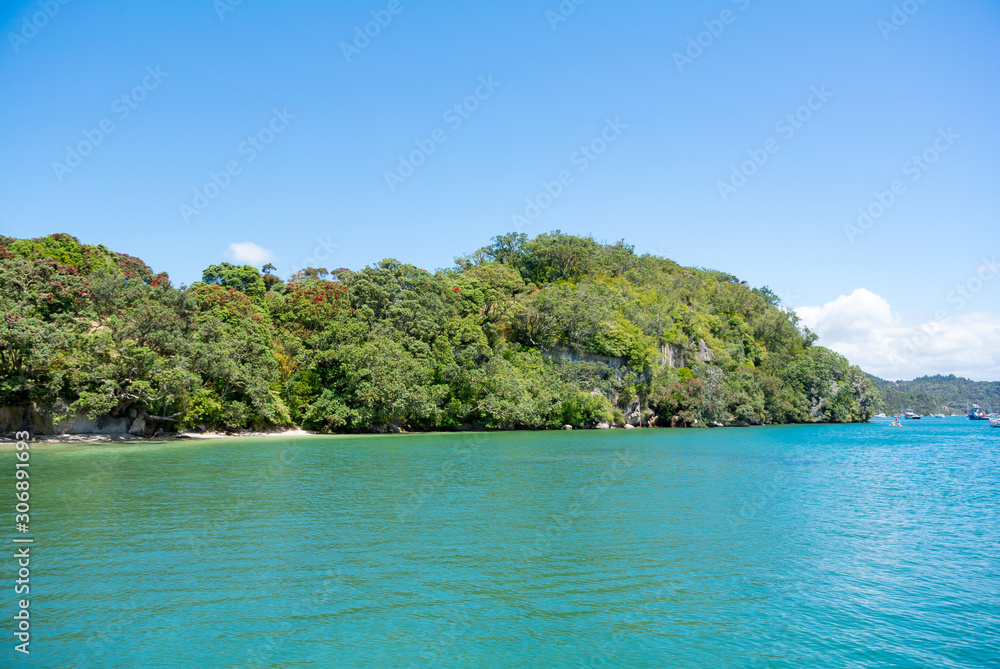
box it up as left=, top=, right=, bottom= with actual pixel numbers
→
left=991, top=416, right=1000, bottom=428
left=969, top=404, right=990, bottom=420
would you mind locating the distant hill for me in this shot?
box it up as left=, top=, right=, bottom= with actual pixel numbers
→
left=870, top=374, right=1000, bottom=415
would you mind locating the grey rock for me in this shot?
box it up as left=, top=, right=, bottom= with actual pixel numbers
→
left=129, top=415, right=146, bottom=436
left=696, top=338, right=716, bottom=363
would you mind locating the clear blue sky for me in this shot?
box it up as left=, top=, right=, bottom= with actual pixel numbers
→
left=2, top=0, right=998, bottom=374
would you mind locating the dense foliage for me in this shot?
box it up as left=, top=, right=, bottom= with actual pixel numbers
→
left=1, top=232, right=881, bottom=433
left=873, top=374, right=1000, bottom=415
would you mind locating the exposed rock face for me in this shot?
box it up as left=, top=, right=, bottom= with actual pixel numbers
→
left=129, top=416, right=147, bottom=436
left=544, top=348, right=639, bottom=381
left=696, top=338, right=716, bottom=363
left=625, top=400, right=642, bottom=427
left=544, top=348, right=625, bottom=369
left=1, top=404, right=155, bottom=437
left=595, top=422, right=610, bottom=429
left=368, top=424, right=404, bottom=434
left=56, top=413, right=129, bottom=435
left=0, top=405, right=51, bottom=434
left=660, top=344, right=683, bottom=368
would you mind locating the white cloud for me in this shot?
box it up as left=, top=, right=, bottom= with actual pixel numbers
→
left=224, top=241, right=276, bottom=266
left=796, top=289, right=1000, bottom=381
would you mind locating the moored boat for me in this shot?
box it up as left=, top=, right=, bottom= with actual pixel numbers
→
left=904, top=411, right=921, bottom=419
left=969, top=404, right=990, bottom=420
left=991, top=416, right=1000, bottom=428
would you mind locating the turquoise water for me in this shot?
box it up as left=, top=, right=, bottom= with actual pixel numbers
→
left=2, top=419, right=999, bottom=667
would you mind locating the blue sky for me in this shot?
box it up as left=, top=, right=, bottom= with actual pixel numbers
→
left=2, top=0, right=998, bottom=379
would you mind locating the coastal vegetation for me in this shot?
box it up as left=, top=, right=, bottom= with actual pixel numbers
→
left=0, top=232, right=881, bottom=434
left=873, top=375, right=1000, bottom=415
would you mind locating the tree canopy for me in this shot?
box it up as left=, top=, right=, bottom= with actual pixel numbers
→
left=1, top=232, right=883, bottom=433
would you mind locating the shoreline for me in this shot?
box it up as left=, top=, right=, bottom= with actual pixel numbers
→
left=5, top=422, right=720, bottom=444
left=2, top=420, right=886, bottom=445
left=9, top=424, right=673, bottom=444
left=9, top=428, right=315, bottom=445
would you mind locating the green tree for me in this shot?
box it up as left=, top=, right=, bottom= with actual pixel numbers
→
left=201, top=263, right=266, bottom=302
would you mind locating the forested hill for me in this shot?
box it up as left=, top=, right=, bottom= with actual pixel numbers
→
left=872, top=375, right=1000, bottom=415
left=0, top=232, right=881, bottom=435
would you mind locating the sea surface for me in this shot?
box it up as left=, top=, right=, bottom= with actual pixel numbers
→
left=2, top=418, right=998, bottom=668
